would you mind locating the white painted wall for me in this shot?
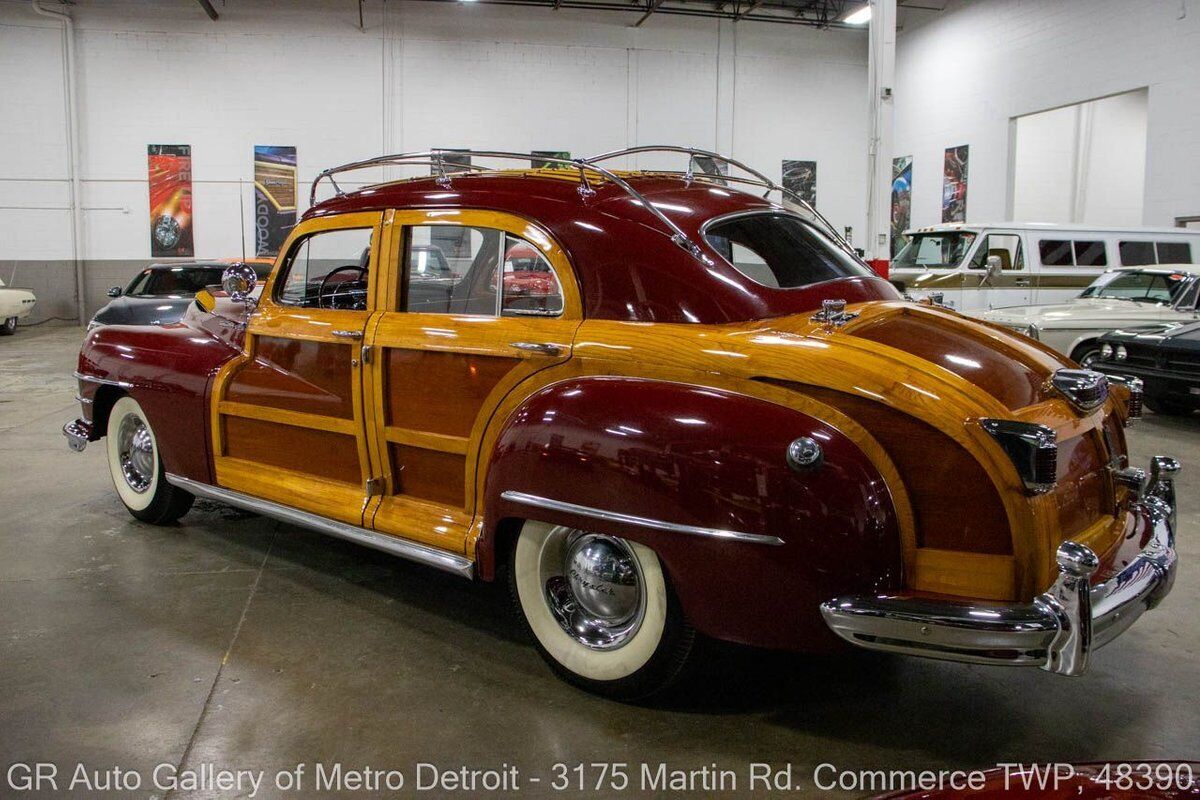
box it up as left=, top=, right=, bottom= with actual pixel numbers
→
left=0, top=0, right=869, bottom=268
left=894, top=0, right=1200, bottom=231
left=1012, top=89, right=1148, bottom=226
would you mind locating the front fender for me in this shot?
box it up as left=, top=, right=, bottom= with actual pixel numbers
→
left=480, top=376, right=902, bottom=652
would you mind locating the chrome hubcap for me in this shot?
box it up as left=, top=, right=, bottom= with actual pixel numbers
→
left=542, top=529, right=646, bottom=651
left=117, top=413, right=154, bottom=493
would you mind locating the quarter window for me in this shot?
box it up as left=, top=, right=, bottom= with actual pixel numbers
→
left=1119, top=241, right=1157, bottom=266
left=1157, top=242, right=1193, bottom=264
left=1037, top=239, right=1107, bottom=267
left=403, top=225, right=564, bottom=316
left=1118, top=241, right=1194, bottom=266
left=277, top=227, right=374, bottom=310
left=703, top=213, right=873, bottom=289
left=1073, top=241, right=1107, bottom=266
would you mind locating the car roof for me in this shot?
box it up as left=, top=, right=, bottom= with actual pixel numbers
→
left=904, top=222, right=1198, bottom=235
left=1109, top=263, right=1200, bottom=274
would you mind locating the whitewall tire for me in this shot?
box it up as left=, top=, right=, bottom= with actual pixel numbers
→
left=509, top=520, right=695, bottom=700
left=105, top=395, right=193, bottom=524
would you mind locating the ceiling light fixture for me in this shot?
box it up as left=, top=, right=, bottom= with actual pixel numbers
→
left=844, top=3, right=871, bottom=24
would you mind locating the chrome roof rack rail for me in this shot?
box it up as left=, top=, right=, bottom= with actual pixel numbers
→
left=309, top=146, right=856, bottom=265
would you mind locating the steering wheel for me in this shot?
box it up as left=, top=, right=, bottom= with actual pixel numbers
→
left=317, top=265, right=368, bottom=310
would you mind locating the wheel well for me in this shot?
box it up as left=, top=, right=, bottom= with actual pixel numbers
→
left=486, top=516, right=525, bottom=582
left=90, top=386, right=125, bottom=439
left=1070, top=339, right=1100, bottom=363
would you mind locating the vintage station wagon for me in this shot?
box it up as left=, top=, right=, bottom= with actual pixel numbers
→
left=65, top=148, right=1179, bottom=699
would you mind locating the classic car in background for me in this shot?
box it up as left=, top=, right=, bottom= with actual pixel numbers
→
left=976, top=265, right=1200, bottom=366
left=64, top=147, right=1178, bottom=700
left=891, top=222, right=1198, bottom=312
left=89, top=259, right=273, bottom=330
left=1095, top=321, right=1200, bottom=416
left=0, top=277, right=37, bottom=335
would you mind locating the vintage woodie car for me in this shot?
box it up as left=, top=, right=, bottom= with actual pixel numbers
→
left=64, top=147, right=1180, bottom=700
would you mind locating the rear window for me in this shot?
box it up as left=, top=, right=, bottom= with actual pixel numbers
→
left=703, top=213, right=873, bottom=289
left=1038, top=239, right=1107, bottom=267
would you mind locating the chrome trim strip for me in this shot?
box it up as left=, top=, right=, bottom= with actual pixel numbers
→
left=72, top=370, right=132, bottom=389
left=74, top=394, right=93, bottom=405
left=500, top=490, right=785, bottom=546
left=165, top=474, right=475, bottom=579
left=820, top=459, right=1177, bottom=677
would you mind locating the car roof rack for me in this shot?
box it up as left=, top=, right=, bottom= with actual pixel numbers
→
left=310, top=147, right=851, bottom=265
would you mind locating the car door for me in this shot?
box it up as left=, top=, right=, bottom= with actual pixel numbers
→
left=362, top=209, right=582, bottom=555
left=967, top=230, right=1032, bottom=310
left=210, top=211, right=389, bottom=526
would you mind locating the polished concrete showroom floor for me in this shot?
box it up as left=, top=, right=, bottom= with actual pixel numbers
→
left=2, top=326, right=1198, bottom=798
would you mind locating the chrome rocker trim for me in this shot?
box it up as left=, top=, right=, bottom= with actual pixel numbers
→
left=820, top=459, right=1178, bottom=677
left=501, top=490, right=785, bottom=546
left=62, top=419, right=92, bottom=452
left=73, top=370, right=133, bottom=389
left=165, top=474, right=475, bottom=579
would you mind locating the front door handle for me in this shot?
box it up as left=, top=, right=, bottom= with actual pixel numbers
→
left=332, top=329, right=363, bottom=339
left=510, top=341, right=563, bottom=357
left=1014, top=278, right=1031, bottom=286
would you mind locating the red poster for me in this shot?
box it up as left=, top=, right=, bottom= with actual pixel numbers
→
left=147, top=144, right=194, bottom=257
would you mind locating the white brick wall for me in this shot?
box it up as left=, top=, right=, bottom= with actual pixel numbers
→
left=894, top=0, right=1200, bottom=229
left=0, top=0, right=869, bottom=262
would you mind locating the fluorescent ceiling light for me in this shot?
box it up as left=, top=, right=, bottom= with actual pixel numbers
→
left=844, top=4, right=871, bottom=24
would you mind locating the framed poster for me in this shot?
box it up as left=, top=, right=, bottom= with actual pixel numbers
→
left=942, top=145, right=969, bottom=223
left=147, top=144, right=194, bottom=257
left=891, top=155, right=913, bottom=256
left=253, top=146, right=297, bottom=258
left=782, top=160, right=817, bottom=207
left=531, top=150, right=570, bottom=169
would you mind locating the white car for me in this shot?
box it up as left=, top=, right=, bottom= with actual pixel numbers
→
left=975, top=265, right=1200, bottom=367
left=0, top=278, right=37, bottom=336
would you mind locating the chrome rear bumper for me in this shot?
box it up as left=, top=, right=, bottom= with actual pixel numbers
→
left=820, top=458, right=1178, bottom=677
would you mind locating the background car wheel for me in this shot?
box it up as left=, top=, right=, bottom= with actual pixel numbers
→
left=0, top=317, right=16, bottom=335
left=1071, top=343, right=1101, bottom=369
left=1144, top=396, right=1196, bottom=417
left=508, top=520, right=695, bottom=701
left=105, top=395, right=194, bottom=524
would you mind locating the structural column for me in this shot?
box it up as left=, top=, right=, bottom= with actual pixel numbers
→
left=864, top=0, right=896, bottom=276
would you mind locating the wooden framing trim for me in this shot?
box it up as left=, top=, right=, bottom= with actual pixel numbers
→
left=909, top=548, right=1017, bottom=602
left=383, top=425, right=470, bottom=455
left=218, top=400, right=357, bottom=435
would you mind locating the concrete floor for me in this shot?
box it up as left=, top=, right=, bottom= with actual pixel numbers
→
left=2, top=325, right=1197, bottom=799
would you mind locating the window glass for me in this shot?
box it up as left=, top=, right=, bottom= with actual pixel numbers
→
left=1119, top=241, right=1156, bottom=266
left=1079, top=270, right=1191, bottom=304
left=500, top=235, right=564, bottom=316
left=404, top=225, right=498, bottom=315
left=1073, top=241, right=1107, bottom=267
left=126, top=267, right=225, bottom=297
left=277, top=227, right=373, bottom=310
left=970, top=233, right=1024, bottom=270
left=1038, top=240, right=1073, bottom=267
left=1157, top=242, right=1193, bottom=264
left=703, top=213, right=873, bottom=289
left=892, top=232, right=976, bottom=269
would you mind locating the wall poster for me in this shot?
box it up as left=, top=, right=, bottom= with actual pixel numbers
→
left=147, top=144, right=194, bottom=257
left=942, top=145, right=969, bottom=223
left=253, top=145, right=297, bottom=257
left=531, top=151, right=571, bottom=169
left=781, top=160, right=817, bottom=207
left=890, top=155, right=913, bottom=256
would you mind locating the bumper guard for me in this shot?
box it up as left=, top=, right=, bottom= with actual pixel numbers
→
left=63, top=419, right=92, bottom=452
left=820, top=456, right=1179, bottom=677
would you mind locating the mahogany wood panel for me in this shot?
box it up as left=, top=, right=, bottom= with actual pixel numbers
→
left=383, top=349, right=519, bottom=438
left=388, top=443, right=466, bottom=508
left=225, top=336, right=355, bottom=419
left=223, top=416, right=361, bottom=485
left=1053, top=431, right=1111, bottom=540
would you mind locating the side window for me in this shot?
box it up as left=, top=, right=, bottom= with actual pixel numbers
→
left=277, top=227, right=374, bottom=310
left=1039, top=240, right=1073, bottom=267
left=972, top=233, right=1025, bottom=270
left=1157, top=242, right=1192, bottom=264
left=1073, top=240, right=1107, bottom=266
left=403, top=225, right=564, bottom=317
left=1119, top=241, right=1156, bottom=266
left=500, top=234, right=564, bottom=316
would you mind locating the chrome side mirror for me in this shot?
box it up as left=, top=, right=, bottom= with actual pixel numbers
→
left=221, top=264, right=258, bottom=304
left=107, top=286, right=122, bottom=298
left=980, top=254, right=1002, bottom=286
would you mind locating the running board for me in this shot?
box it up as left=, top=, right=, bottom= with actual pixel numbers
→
left=165, top=474, right=475, bottom=579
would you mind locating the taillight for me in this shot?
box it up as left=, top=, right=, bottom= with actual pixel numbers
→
left=1106, top=375, right=1143, bottom=424
left=980, top=419, right=1057, bottom=495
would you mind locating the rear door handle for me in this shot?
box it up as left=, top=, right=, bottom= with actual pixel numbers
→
left=1015, top=279, right=1031, bottom=286
left=332, top=329, right=363, bottom=339
left=510, top=341, right=563, bottom=357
